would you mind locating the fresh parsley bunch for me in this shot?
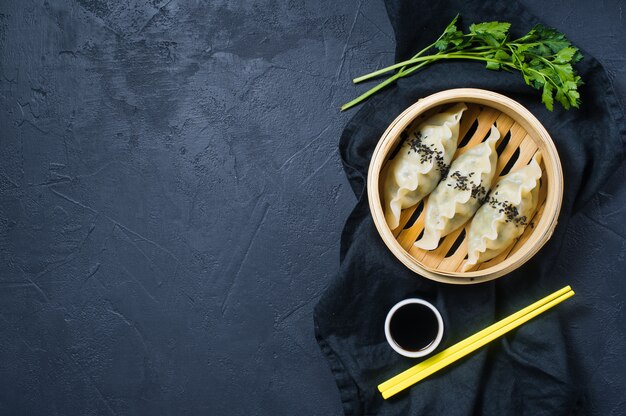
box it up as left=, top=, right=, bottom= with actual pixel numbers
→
left=341, top=15, right=583, bottom=112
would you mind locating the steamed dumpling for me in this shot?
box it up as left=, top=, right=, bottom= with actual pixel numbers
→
left=415, top=125, right=500, bottom=250
left=383, top=103, right=467, bottom=229
left=463, top=155, right=542, bottom=271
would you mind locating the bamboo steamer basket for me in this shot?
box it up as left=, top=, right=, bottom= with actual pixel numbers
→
left=368, top=89, right=563, bottom=284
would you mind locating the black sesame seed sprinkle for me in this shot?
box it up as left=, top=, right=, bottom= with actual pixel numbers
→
left=438, top=158, right=449, bottom=177
left=486, top=195, right=529, bottom=226
left=449, top=171, right=471, bottom=192
left=445, top=169, right=489, bottom=202
left=406, top=131, right=448, bottom=174
left=471, top=185, right=488, bottom=202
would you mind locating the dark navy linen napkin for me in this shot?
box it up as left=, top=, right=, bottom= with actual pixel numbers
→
left=314, top=0, right=626, bottom=415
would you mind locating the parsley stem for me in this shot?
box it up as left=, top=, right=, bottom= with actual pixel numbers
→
left=353, top=56, right=435, bottom=83
left=353, top=51, right=498, bottom=84
left=341, top=72, right=403, bottom=111
left=393, top=41, right=437, bottom=77
left=342, top=53, right=511, bottom=111
left=341, top=61, right=430, bottom=111
left=343, top=54, right=516, bottom=112
left=428, top=53, right=505, bottom=63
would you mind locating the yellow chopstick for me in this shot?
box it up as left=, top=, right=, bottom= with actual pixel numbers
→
left=379, top=286, right=575, bottom=399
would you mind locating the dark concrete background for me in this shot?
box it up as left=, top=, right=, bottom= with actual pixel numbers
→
left=0, top=0, right=624, bottom=415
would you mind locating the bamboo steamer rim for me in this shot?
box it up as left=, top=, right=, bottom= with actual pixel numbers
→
left=367, top=88, right=563, bottom=284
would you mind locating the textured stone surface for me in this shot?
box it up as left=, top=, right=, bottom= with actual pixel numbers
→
left=0, top=0, right=624, bottom=415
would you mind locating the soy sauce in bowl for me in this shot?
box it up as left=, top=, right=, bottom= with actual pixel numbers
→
left=385, top=298, right=444, bottom=358
left=389, top=303, right=439, bottom=351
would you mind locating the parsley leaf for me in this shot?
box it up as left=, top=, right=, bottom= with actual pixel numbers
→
left=541, top=82, right=554, bottom=111
left=469, top=21, right=511, bottom=46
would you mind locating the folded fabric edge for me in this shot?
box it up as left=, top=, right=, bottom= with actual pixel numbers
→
left=313, top=312, right=362, bottom=416
left=338, top=86, right=398, bottom=199
left=598, top=59, right=626, bottom=150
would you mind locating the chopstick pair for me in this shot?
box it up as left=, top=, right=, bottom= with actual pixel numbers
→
left=378, top=285, right=575, bottom=399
